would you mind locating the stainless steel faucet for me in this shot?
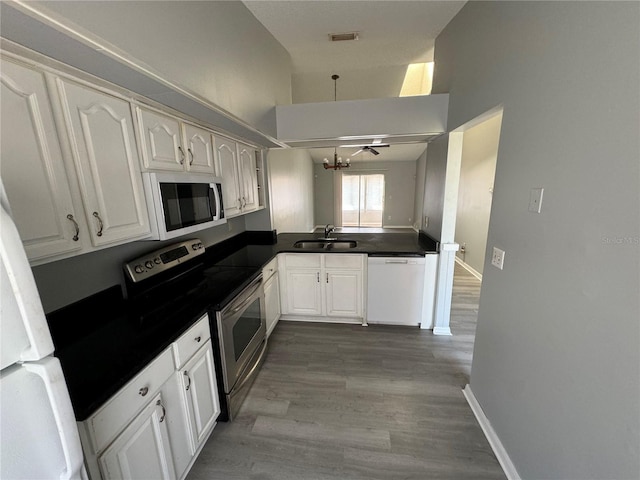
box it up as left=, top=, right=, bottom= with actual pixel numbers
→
left=324, top=224, right=335, bottom=238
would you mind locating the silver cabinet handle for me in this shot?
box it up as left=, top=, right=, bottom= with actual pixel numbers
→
left=178, top=146, right=185, bottom=165
left=67, top=214, right=79, bottom=241
left=188, top=148, right=194, bottom=165
left=92, top=212, right=103, bottom=237
left=242, top=196, right=246, bottom=208
left=184, top=371, right=191, bottom=391
left=316, top=272, right=320, bottom=283
left=139, top=386, right=149, bottom=397
left=156, top=399, right=166, bottom=423
left=237, top=198, right=241, bottom=209
left=195, top=336, right=201, bottom=343
left=326, top=273, right=329, bottom=283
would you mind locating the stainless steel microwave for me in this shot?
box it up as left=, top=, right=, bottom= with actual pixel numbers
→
left=143, top=172, right=226, bottom=240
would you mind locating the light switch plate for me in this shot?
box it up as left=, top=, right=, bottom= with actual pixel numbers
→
left=529, top=187, right=544, bottom=213
left=491, top=247, right=505, bottom=270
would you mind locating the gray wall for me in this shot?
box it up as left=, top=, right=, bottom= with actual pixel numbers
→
left=412, top=148, right=428, bottom=230
left=268, top=149, right=315, bottom=233
left=314, top=164, right=335, bottom=226
left=314, top=160, right=417, bottom=227
left=421, top=135, right=449, bottom=241
left=455, top=113, right=502, bottom=275
left=434, top=2, right=640, bottom=479
left=32, top=216, right=246, bottom=313
left=32, top=0, right=292, bottom=136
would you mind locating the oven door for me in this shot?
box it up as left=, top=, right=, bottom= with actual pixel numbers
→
left=217, top=276, right=266, bottom=394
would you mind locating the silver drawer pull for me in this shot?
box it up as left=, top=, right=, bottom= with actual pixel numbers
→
left=195, top=336, right=201, bottom=343
left=138, top=386, right=149, bottom=397
left=184, top=371, right=191, bottom=391
left=156, top=399, right=166, bottom=423
left=67, top=214, right=79, bottom=241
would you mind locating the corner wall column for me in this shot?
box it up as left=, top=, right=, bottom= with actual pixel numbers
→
left=433, top=243, right=459, bottom=335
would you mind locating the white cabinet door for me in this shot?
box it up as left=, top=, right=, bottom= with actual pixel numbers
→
left=264, top=271, right=281, bottom=337
left=99, top=394, right=176, bottom=480
left=214, top=135, right=242, bottom=217
left=58, top=79, right=151, bottom=246
left=179, top=343, right=219, bottom=450
left=0, top=59, right=82, bottom=260
left=137, top=108, right=183, bottom=172
left=285, top=269, right=323, bottom=316
left=325, top=270, right=363, bottom=318
left=183, top=124, right=214, bottom=174
left=237, top=143, right=259, bottom=212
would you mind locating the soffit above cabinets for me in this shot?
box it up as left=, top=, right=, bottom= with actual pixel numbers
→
left=0, top=2, right=285, bottom=149
left=275, top=94, right=448, bottom=148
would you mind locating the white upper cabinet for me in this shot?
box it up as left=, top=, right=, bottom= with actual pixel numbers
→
left=56, top=79, right=151, bottom=247
left=137, top=108, right=183, bottom=172
left=237, top=142, right=259, bottom=213
left=213, top=134, right=242, bottom=217
left=0, top=58, right=83, bottom=261
left=137, top=107, right=215, bottom=175
left=183, top=123, right=215, bottom=174
left=213, top=134, right=262, bottom=218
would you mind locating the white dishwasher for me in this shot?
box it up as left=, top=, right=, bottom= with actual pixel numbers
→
left=367, top=256, right=426, bottom=326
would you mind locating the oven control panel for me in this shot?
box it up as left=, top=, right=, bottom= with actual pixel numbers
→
left=124, top=239, right=205, bottom=282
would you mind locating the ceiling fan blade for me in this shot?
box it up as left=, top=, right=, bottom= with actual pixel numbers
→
left=363, top=146, right=380, bottom=155
left=352, top=148, right=364, bottom=156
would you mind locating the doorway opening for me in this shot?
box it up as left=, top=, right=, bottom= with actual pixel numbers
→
left=341, top=174, right=385, bottom=227
left=453, top=111, right=503, bottom=282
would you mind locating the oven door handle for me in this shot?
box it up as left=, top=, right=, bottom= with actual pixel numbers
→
left=229, top=281, right=262, bottom=314
left=234, top=339, right=268, bottom=393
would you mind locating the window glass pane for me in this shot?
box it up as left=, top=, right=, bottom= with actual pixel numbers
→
left=341, top=174, right=384, bottom=227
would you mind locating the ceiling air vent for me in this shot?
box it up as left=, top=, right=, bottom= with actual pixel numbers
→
left=329, top=32, right=359, bottom=42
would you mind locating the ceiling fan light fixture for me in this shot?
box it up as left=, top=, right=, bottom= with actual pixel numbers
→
left=329, top=32, right=359, bottom=42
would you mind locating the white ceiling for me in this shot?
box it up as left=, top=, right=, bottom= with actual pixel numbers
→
left=308, top=143, right=428, bottom=164
left=243, top=1, right=466, bottom=103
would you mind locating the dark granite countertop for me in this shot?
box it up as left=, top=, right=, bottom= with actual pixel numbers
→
left=273, top=230, right=438, bottom=256
left=47, top=229, right=438, bottom=420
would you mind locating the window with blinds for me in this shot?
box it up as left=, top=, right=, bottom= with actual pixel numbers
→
left=342, top=174, right=385, bottom=227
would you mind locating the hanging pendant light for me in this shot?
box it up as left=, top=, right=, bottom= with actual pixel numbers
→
left=323, top=74, right=350, bottom=170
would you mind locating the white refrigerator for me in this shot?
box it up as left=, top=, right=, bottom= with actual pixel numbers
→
left=0, top=181, right=86, bottom=479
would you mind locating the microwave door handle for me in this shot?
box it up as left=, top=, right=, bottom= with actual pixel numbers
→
left=208, top=184, right=219, bottom=220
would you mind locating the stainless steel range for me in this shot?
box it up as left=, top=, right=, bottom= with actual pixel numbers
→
left=123, top=238, right=267, bottom=421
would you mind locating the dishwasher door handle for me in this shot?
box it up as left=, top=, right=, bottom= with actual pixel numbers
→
left=384, top=259, right=408, bottom=264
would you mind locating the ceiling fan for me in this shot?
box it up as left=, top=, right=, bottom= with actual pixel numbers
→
left=351, top=145, right=390, bottom=156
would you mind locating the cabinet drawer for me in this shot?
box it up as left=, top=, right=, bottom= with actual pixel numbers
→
left=172, top=314, right=211, bottom=369
left=283, top=253, right=321, bottom=268
left=86, top=346, right=174, bottom=454
left=325, top=254, right=364, bottom=269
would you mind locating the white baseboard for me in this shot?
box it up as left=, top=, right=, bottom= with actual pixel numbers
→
left=454, top=256, right=483, bottom=281
left=463, top=385, right=521, bottom=480
left=432, top=326, right=452, bottom=335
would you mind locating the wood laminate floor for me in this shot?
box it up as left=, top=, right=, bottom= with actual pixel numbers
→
left=187, top=264, right=506, bottom=480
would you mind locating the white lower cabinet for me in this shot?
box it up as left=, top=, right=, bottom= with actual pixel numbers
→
left=279, top=253, right=365, bottom=322
left=99, top=393, right=176, bottom=480
left=79, top=315, right=219, bottom=480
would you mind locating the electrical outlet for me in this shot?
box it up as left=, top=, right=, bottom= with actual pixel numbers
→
left=491, top=247, right=505, bottom=270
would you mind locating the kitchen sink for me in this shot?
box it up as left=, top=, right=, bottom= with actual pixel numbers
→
left=293, top=239, right=357, bottom=250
